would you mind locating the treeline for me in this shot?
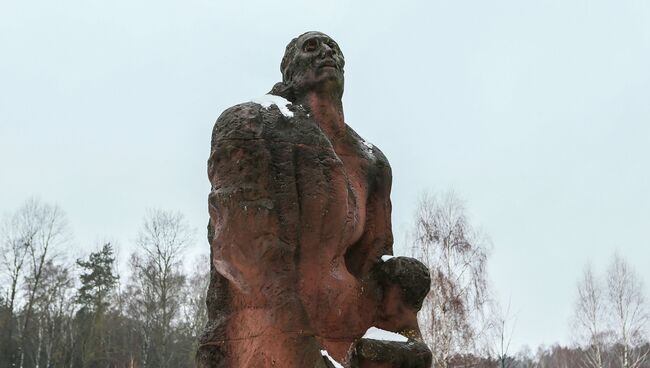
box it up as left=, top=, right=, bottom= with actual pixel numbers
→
left=2, top=195, right=649, bottom=368
left=0, top=199, right=208, bottom=368
left=445, top=343, right=650, bottom=368
left=409, top=191, right=649, bottom=368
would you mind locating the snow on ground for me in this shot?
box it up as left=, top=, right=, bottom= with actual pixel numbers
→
left=251, top=94, right=294, bottom=118
left=362, top=327, right=408, bottom=342
left=381, top=255, right=396, bottom=261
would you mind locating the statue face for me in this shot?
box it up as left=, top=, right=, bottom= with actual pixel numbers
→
left=283, top=32, right=345, bottom=97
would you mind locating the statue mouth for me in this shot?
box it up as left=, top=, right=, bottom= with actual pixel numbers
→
left=318, top=60, right=339, bottom=70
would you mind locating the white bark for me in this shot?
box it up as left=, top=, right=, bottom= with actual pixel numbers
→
left=410, top=191, right=490, bottom=367
left=572, top=264, right=608, bottom=368
left=606, top=254, right=649, bottom=368
left=128, top=209, right=193, bottom=368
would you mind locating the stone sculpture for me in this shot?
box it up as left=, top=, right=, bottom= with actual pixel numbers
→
left=197, top=31, right=432, bottom=368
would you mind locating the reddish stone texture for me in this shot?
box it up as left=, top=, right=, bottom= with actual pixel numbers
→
left=197, top=31, right=431, bottom=368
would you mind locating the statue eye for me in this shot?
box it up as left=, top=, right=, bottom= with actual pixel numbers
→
left=303, top=39, right=318, bottom=52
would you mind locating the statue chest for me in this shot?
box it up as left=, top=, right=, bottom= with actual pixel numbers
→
left=281, top=137, right=370, bottom=255
left=263, top=112, right=377, bottom=251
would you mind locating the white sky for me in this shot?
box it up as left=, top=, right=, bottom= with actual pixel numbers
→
left=1, top=0, right=649, bottom=354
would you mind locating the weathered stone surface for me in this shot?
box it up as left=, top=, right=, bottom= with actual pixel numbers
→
left=197, top=31, right=432, bottom=368
left=352, top=339, right=432, bottom=368
left=373, top=257, right=431, bottom=337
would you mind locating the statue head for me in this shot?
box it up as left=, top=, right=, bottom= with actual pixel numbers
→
left=270, top=31, right=345, bottom=102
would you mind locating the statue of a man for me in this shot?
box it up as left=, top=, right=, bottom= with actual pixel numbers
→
left=198, top=31, right=431, bottom=368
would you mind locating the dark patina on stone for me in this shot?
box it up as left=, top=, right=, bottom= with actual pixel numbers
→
left=353, top=339, right=432, bottom=368
left=197, top=31, right=432, bottom=368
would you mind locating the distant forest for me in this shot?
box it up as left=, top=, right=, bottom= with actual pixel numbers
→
left=1, top=199, right=207, bottom=368
left=1, top=197, right=648, bottom=368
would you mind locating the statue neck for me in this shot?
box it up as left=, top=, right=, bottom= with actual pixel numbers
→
left=299, top=91, right=345, bottom=140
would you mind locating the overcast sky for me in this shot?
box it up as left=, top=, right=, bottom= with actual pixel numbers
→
left=1, top=0, right=649, bottom=353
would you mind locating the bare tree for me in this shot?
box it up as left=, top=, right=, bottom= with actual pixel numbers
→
left=178, top=254, right=210, bottom=362
left=489, top=300, right=517, bottom=368
left=572, top=263, right=609, bottom=368
left=536, top=344, right=581, bottom=368
left=606, top=254, right=649, bottom=368
left=127, top=209, right=193, bottom=368
left=1, top=212, right=28, bottom=316
left=28, top=260, right=75, bottom=368
left=0, top=209, right=32, bottom=366
left=179, top=255, right=209, bottom=337
left=1, top=199, right=71, bottom=368
left=515, top=345, right=538, bottom=368
left=410, top=191, right=491, bottom=368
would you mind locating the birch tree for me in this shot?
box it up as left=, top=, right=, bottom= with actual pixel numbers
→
left=410, top=191, right=490, bottom=368
left=28, top=261, right=75, bottom=368
left=606, top=254, right=649, bottom=368
left=178, top=255, right=209, bottom=362
left=127, top=209, right=193, bottom=368
left=572, top=263, right=609, bottom=368
left=489, top=300, right=517, bottom=368
left=1, top=199, right=70, bottom=368
left=0, top=210, right=32, bottom=367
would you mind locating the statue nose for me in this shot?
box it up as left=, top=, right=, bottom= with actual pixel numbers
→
left=321, top=44, right=334, bottom=57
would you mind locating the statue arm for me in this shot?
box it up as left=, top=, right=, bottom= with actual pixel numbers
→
left=344, top=147, right=394, bottom=278
left=205, top=102, right=331, bottom=368
left=351, top=153, right=433, bottom=366
left=366, top=152, right=395, bottom=262
left=207, top=104, right=292, bottom=295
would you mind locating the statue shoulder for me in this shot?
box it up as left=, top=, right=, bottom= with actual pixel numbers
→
left=368, top=144, right=392, bottom=185
left=368, top=143, right=390, bottom=168
left=211, top=102, right=265, bottom=145
left=211, top=97, right=297, bottom=146
left=346, top=125, right=392, bottom=170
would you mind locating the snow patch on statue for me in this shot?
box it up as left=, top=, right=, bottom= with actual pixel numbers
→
left=361, top=139, right=375, bottom=157
left=320, top=350, right=344, bottom=368
left=252, top=94, right=294, bottom=118
left=362, top=327, right=408, bottom=342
